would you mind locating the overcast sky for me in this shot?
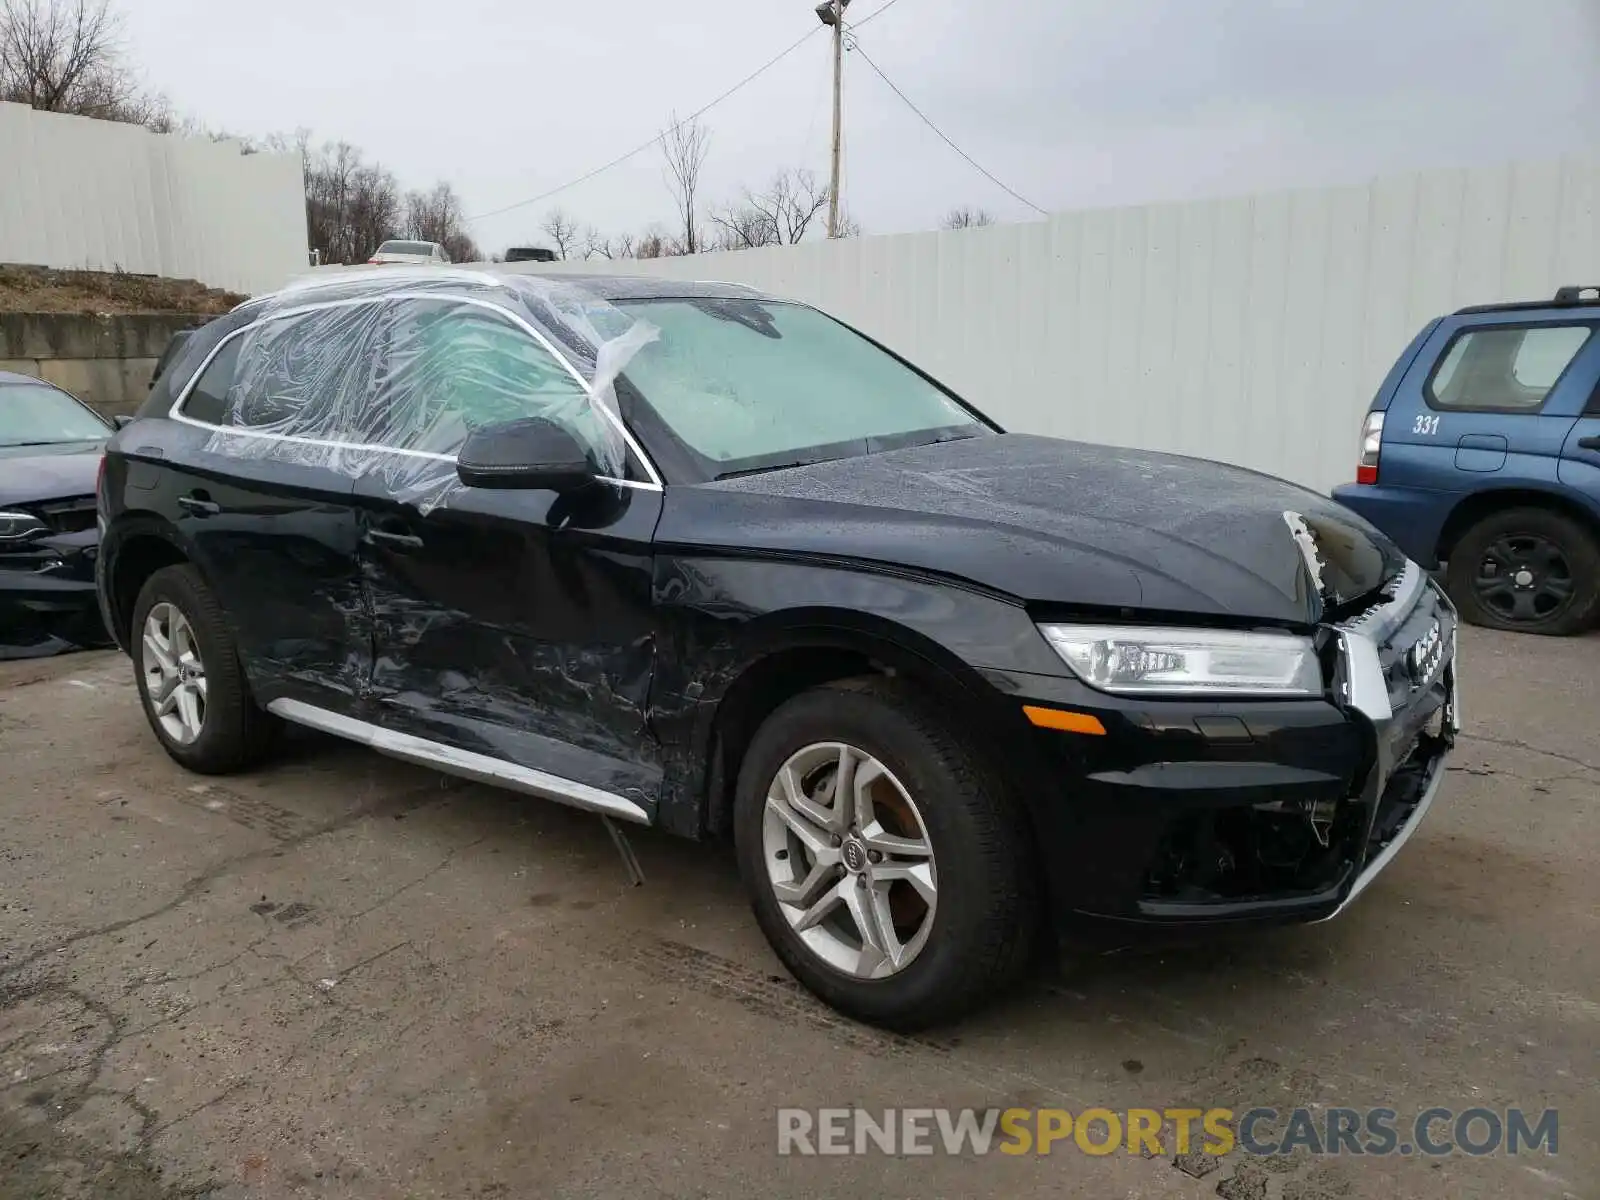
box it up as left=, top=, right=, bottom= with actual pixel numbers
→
left=123, top=0, right=1600, bottom=254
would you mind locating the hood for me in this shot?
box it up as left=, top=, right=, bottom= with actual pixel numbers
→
left=0, top=444, right=104, bottom=508
left=672, top=434, right=1404, bottom=626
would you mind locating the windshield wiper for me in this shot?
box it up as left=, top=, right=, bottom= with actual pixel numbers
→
left=688, top=299, right=781, bottom=339
left=0, top=439, right=89, bottom=448
left=715, top=459, right=827, bottom=480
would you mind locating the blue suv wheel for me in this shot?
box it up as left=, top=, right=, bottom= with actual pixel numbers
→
left=1445, top=507, right=1600, bottom=635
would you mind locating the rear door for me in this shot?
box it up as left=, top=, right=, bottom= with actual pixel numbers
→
left=1381, top=317, right=1596, bottom=490
left=1556, top=354, right=1600, bottom=500
left=348, top=295, right=665, bottom=814
left=161, top=302, right=385, bottom=711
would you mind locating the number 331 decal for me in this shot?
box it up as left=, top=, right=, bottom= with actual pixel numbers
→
left=1413, top=414, right=1441, bottom=436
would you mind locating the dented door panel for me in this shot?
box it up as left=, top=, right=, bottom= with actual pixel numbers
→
left=353, top=475, right=665, bottom=814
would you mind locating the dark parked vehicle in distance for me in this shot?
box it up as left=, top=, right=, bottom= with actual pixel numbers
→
left=504, top=247, right=558, bottom=263
left=1334, top=286, right=1600, bottom=636
left=97, top=270, right=1460, bottom=1028
left=1, top=371, right=115, bottom=658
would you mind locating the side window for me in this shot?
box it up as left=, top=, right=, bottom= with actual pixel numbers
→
left=228, top=302, right=388, bottom=432
left=178, top=337, right=242, bottom=425
left=372, top=299, right=603, bottom=459
left=1428, top=325, right=1593, bottom=412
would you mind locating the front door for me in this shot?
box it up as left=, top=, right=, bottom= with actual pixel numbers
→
left=348, top=295, right=665, bottom=816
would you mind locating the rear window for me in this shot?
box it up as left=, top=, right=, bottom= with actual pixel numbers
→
left=178, top=339, right=242, bottom=425
left=377, top=241, right=434, bottom=256
left=1428, top=325, right=1593, bottom=412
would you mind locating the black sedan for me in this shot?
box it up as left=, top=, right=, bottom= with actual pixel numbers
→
left=0, top=371, right=115, bottom=658
left=96, top=271, right=1459, bottom=1028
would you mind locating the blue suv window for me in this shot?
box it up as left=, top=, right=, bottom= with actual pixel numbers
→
left=1426, top=324, right=1593, bottom=412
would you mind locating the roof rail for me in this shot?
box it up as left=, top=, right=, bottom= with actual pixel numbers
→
left=1553, top=286, right=1600, bottom=305
left=1453, top=287, right=1600, bottom=316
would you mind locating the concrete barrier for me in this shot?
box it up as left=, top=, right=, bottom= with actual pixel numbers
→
left=0, top=312, right=203, bottom=418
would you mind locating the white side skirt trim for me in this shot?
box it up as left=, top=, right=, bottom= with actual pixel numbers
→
left=267, top=699, right=651, bottom=825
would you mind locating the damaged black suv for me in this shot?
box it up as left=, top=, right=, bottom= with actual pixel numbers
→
left=97, top=270, right=1459, bottom=1029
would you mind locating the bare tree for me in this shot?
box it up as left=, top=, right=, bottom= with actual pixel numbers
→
left=405, top=182, right=458, bottom=242
left=942, top=206, right=995, bottom=230
left=404, top=181, right=480, bottom=262
left=347, top=162, right=403, bottom=262
left=635, top=228, right=669, bottom=260
left=712, top=168, right=831, bottom=249
left=0, top=0, right=164, bottom=124
left=580, top=226, right=635, bottom=261
left=660, top=112, right=710, bottom=255
left=302, top=139, right=406, bottom=264
left=710, top=206, right=776, bottom=251
left=540, top=208, right=580, bottom=260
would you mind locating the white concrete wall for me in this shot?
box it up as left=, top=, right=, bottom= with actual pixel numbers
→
left=0, top=102, right=308, bottom=296
left=469, top=155, right=1600, bottom=495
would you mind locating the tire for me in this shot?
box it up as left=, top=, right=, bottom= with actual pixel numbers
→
left=130, top=564, right=280, bottom=773
left=733, top=678, right=1037, bottom=1030
left=1445, top=507, right=1600, bottom=637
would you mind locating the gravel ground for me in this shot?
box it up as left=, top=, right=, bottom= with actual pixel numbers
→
left=1, top=627, right=1594, bottom=1199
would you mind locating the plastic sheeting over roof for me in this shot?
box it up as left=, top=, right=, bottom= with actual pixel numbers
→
left=199, top=271, right=659, bottom=512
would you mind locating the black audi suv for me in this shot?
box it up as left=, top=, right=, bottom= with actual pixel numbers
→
left=96, top=269, right=1459, bottom=1028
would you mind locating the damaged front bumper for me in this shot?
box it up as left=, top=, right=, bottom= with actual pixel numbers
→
left=1319, top=562, right=1460, bottom=921
left=0, top=529, right=110, bottom=659
left=996, top=563, right=1459, bottom=933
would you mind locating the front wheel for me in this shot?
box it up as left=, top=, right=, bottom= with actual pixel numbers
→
left=733, top=679, right=1036, bottom=1030
left=1446, top=507, right=1600, bottom=636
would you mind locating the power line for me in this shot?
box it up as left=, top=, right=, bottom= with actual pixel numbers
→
left=851, top=40, right=1048, bottom=216
left=468, top=26, right=823, bottom=222
left=466, top=0, right=912, bottom=225
left=852, top=0, right=907, bottom=30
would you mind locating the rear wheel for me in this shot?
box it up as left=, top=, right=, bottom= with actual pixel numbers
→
left=733, top=679, right=1036, bottom=1030
left=131, top=564, right=280, bottom=772
left=1446, top=508, right=1600, bottom=636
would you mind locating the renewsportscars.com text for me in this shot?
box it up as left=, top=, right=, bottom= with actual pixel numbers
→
left=777, top=1106, right=1559, bottom=1158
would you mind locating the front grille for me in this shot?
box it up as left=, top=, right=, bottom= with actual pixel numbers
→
left=34, top=496, right=97, bottom=534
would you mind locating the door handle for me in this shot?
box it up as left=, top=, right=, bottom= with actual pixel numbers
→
left=176, top=495, right=221, bottom=516
left=364, top=528, right=424, bottom=550
left=1578, top=436, right=1600, bottom=451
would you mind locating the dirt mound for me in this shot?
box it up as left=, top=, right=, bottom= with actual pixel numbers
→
left=0, top=264, right=245, bottom=315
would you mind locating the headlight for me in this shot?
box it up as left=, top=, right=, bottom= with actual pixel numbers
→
left=0, top=510, right=48, bottom=541
left=1038, top=623, right=1323, bottom=697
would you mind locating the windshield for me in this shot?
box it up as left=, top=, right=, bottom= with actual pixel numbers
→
left=378, top=241, right=434, bottom=256
left=612, top=298, right=990, bottom=478
left=0, top=382, right=110, bottom=448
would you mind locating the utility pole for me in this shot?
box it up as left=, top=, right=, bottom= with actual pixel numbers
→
left=816, top=0, right=850, bottom=238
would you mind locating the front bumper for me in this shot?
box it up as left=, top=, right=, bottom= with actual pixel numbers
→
left=0, top=530, right=110, bottom=659
left=991, top=564, right=1458, bottom=932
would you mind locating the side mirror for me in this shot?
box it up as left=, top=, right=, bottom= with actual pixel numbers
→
left=112, top=414, right=135, bottom=429
left=456, top=417, right=599, bottom=493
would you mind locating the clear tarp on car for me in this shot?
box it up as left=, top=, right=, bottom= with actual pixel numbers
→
left=201, top=269, right=658, bottom=512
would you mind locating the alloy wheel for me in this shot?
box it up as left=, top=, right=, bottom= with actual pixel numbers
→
left=761, top=742, right=938, bottom=980
left=1473, top=533, right=1575, bottom=625
left=142, top=602, right=207, bottom=745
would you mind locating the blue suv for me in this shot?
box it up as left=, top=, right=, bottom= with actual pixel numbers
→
left=1334, top=286, right=1600, bottom=636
